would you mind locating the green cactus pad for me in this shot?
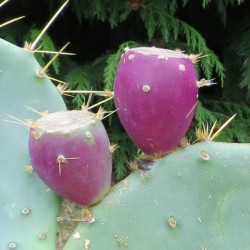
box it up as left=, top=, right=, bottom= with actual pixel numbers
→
left=64, top=141, right=250, bottom=250
left=0, top=39, right=66, bottom=249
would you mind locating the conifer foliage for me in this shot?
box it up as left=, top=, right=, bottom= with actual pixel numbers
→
left=1, top=0, right=249, bottom=180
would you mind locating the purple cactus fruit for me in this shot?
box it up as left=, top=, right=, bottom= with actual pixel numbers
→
left=114, top=47, right=198, bottom=155
left=28, top=110, right=112, bottom=205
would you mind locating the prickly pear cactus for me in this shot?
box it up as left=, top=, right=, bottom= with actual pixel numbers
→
left=64, top=141, right=250, bottom=249
left=0, top=38, right=66, bottom=249
left=28, top=110, right=112, bottom=206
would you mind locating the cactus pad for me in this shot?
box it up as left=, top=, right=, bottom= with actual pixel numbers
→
left=64, top=141, right=250, bottom=249
left=0, top=38, right=66, bottom=249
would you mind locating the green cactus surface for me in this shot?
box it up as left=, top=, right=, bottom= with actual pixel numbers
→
left=63, top=141, right=250, bottom=250
left=0, top=38, right=66, bottom=249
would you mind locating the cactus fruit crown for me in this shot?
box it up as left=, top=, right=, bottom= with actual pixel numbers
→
left=123, top=46, right=196, bottom=62
left=30, top=110, right=97, bottom=135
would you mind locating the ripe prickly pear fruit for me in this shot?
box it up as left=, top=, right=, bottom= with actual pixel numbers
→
left=28, top=110, right=112, bottom=205
left=114, top=47, right=198, bottom=155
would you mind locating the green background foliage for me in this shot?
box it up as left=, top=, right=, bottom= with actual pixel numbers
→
left=1, top=0, right=249, bottom=180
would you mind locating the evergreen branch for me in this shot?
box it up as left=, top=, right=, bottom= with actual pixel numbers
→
left=202, top=49, right=225, bottom=86
left=71, top=0, right=84, bottom=24
left=235, top=30, right=250, bottom=99
left=175, top=18, right=224, bottom=84
left=197, top=98, right=250, bottom=142
left=170, top=17, right=179, bottom=40
left=195, top=101, right=221, bottom=128
left=110, top=132, right=139, bottom=181
left=217, top=0, right=227, bottom=26
left=104, top=53, right=120, bottom=91
left=66, top=67, right=92, bottom=90
left=139, top=5, right=225, bottom=85
left=63, top=52, right=110, bottom=110
left=65, top=67, right=93, bottom=109
left=168, top=0, right=178, bottom=15
left=72, top=0, right=130, bottom=27
left=103, top=41, right=140, bottom=123
left=91, top=0, right=106, bottom=21
left=104, top=41, right=140, bottom=91
left=140, top=7, right=157, bottom=41
left=179, top=20, right=207, bottom=51
left=202, top=0, right=211, bottom=8
left=182, top=0, right=190, bottom=7
left=201, top=0, right=245, bottom=25
left=108, top=1, right=130, bottom=28
left=240, top=59, right=250, bottom=99
left=237, top=0, right=245, bottom=4
left=157, top=12, right=170, bottom=42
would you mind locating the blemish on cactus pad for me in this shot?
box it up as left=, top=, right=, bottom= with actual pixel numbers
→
left=8, top=243, right=16, bottom=249
left=72, top=231, right=81, bottom=239
left=38, top=233, right=46, bottom=240
left=200, top=151, right=210, bottom=161
left=84, top=239, right=91, bottom=250
left=21, top=208, right=30, bottom=215
left=169, top=216, right=177, bottom=228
